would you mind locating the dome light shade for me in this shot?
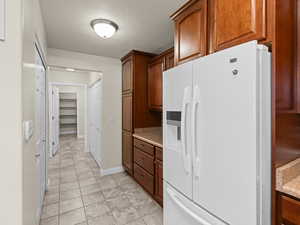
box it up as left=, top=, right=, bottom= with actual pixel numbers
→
left=91, top=19, right=118, bottom=39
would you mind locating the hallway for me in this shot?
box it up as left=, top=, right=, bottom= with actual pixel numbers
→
left=40, top=135, right=163, bottom=225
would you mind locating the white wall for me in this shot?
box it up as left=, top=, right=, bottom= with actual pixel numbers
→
left=23, top=0, right=48, bottom=225
left=0, top=0, right=23, bottom=224
left=47, top=49, right=122, bottom=171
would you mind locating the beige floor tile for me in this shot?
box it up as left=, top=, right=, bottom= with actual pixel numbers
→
left=60, top=197, right=83, bottom=214
left=120, top=182, right=139, bottom=192
left=47, top=185, right=60, bottom=194
left=41, top=203, right=59, bottom=219
left=59, top=208, right=86, bottom=225
left=48, top=178, right=60, bottom=186
left=125, top=189, right=152, bottom=207
left=102, top=187, right=123, bottom=199
left=88, top=214, right=117, bottom=225
left=39, top=215, right=59, bottom=225
left=79, top=177, right=97, bottom=187
left=61, top=175, right=78, bottom=184
left=135, top=200, right=161, bottom=217
left=98, top=176, right=117, bottom=191
left=142, top=209, right=163, bottom=225
left=60, top=181, right=80, bottom=192
left=60, top=189, right=81, bottom=201
left=82, top=191, right=104, bottom=206
left=126, top=219, right=146, bottom=225
left=85, top=201, right=110, bottom=220
left=106, top=195, right=131, bottom=210
left=111, top=206, right=140, bottom=225
left=80, top=183, right=101, bottom=195
left=44, top=192, right=59, bottom=205
left=77, top=171, right=94, bottom=180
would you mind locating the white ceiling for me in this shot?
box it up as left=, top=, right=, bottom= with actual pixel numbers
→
left=40, top=0, right=187, bottom=59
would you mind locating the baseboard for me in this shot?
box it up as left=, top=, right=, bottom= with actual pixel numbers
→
left=100, top=166, right=124, bottom=176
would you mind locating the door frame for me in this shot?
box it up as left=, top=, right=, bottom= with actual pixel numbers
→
left=34, top=38, right=48, bottom=223
left=48, top=82, right=88, bottom=152
left=87, top=78, right=103, bottom=166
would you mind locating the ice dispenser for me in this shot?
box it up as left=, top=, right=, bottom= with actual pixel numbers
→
left=166, top=111, right=181, bottom=140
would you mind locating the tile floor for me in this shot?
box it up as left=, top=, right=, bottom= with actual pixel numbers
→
left=40, top=135, right=163, bottom=225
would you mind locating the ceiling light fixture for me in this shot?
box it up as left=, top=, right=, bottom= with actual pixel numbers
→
left=91, top=19, right=119, bottom=39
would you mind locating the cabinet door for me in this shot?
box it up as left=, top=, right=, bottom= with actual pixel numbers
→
left=122, top=58, right=133, bottom=93
left=148, top=58, right=164, bottom=111
left=122, top=94, right=132, bottom=132
left=155, top=160, right=163, bottom=205
left=211, top=0, right=267, bottom=51
left=173, top=0, right=208, bottom=65
left=122, top=131, right=133, bottom=174
left=165, top=52, right=174, bottom=70
left=278, top=194, right=300, bottom=225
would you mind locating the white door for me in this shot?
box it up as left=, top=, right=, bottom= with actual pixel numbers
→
left=51, top=87, right=60, bottom=156
left=163, top=62, right=193, bottom=199
left=35, top=47, right=46, bottom=221
left=88, top=80, right=102, bottom=166
left=192, top=42, right=261, bottom=225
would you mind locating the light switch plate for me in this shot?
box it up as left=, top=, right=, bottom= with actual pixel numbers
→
left=23, top=120, right=34, bottom=142
left=0, top=0, right=5, bottom=41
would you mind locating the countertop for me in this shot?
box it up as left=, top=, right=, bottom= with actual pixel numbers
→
left=133, top=127, right=163, bottom=148
left=276, top=158, right=300, bottom=199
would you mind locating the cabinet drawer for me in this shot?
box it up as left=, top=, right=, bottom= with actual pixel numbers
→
left=155, top=147, right=163, bottom=161
left=134, top=148, right=154, bottom=175
left=282, top=196, right=300, bottom=224
left=134, top=164, right=154, bottom=194
left=134, top=138, right=154, bottom=156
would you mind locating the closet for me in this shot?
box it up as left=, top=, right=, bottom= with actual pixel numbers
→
left=59, top=92, right=77, bottom=135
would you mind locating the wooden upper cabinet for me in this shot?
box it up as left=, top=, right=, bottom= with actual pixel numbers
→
left=148, top=58, right=164, bottom=111
left=171, top=0, right=208, bottom=65
left=122, top=58, right=133, bottom=93
left=211, top=0, right=269, bottom=52
left=165, top=51, right=175, bottom=70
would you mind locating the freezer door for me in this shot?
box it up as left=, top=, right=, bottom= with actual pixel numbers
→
left=164, top=182, right=227, bottom=225
left=163, top=62, right=193, bottom=199
left=192, top=41, right=269, bottom=225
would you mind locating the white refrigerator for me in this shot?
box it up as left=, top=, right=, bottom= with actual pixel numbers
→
left=163, top=41, right=271, bottom=225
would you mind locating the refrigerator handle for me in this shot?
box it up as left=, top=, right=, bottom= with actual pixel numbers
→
left=192, top=86, right=201, bottom=179
left=167, top=188, right=212, bottom=225
left=181, top=86, right=191, bottom=174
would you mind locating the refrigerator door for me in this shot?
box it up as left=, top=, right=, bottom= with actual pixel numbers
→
left=164, top=182, right=227, bottom=225
left=192, top=41, right=269, bottom=225
left=163, top=62, right=193, bottom=199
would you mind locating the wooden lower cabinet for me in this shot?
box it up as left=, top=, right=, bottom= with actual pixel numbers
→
left=133, top=137, right=163, bottom=206
left=154, top=160, right=163, bottom=205
left=122, top=131, right=133, bottom=174
left=134, top=164, right=154, bottom=194
left=277, top=193, right=300, bottom=225
left=134, top=147, right=154, bottom=175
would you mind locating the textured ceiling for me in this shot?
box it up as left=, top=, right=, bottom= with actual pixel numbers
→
left=40, top=0, right=187, bottom=58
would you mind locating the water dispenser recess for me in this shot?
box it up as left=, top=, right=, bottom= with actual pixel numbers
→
left=166, top=111, right=181, bottom=126
left=166, top=111, right=181, bottom=140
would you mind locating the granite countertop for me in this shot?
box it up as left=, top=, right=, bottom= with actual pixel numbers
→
left=276, top=158, right=300, bottom=199
left=133, top=127, right=163, bottom=148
